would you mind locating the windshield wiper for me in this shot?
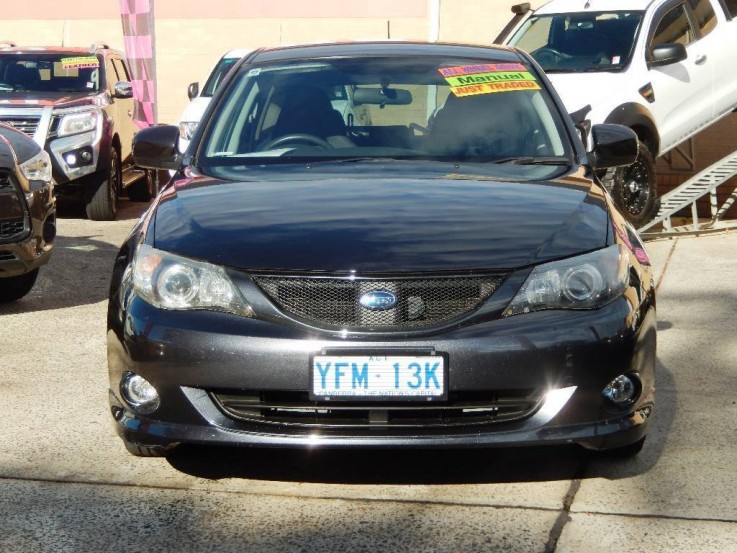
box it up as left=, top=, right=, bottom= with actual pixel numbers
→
left=493, top=156, right=571, bottom=165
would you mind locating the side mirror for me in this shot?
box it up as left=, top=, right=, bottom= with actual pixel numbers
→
left=133, top=125, right=181, bottom=171
left=589, top=124, right=638, bottom=169
left=569, top=104, right=592, bottom=145
left=648, top=43, right=687, bottom=68
left=113, top=81, right=134, bottom=99
left=187, top=82, right=199, bottom=100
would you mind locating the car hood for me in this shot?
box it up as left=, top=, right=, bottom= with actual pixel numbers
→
left=546, top=72, right=632, bottom=116
left=0, top=91, right=98, bottom=109
left=151, top=166, right=610, bottom=273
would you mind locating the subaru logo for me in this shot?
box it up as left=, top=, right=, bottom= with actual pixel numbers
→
left=359, top=290, right=398, bottom=310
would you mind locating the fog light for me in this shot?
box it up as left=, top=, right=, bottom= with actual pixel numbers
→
left=120, top=373, right=160, bottom=414
left=43, top=215, right=56, bottom=243
left=602, top=374, right=638, bottom=406
left=62, top=146, right=94, bottom=168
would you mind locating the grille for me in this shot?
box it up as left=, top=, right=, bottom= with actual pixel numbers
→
left=211, top=389, right=544, bottom=429
left=253, top=274, right=505, bottom=329
left=0, top=219, right=25, bottom=239
left=0, top=252, right=18, bottom=262
left=0, top=115, right=41, bottom=137
left=0, top=173, right=28, bottom=240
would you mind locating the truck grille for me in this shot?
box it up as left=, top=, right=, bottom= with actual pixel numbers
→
left=252, top=274, right=505, bottom=330
left=0, top=115, right=41, bottom=137
left=0, top=173, right=28, bottom=241
left=211, top=389, right=544, bottom=430
left=0, top=219, right=25, bottom=239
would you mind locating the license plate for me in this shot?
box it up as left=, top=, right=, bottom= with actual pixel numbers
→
left=310, top=354, right=446, bottom=401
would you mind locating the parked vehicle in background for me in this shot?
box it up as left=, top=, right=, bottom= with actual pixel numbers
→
left=499, top=0, right=737, bottom=226
left=178, top=49, right=251, bottom=152
left=0, top=42, right=154, bottom=221
left=110, top=41, right=656, bottom=459
left=0, top=123, right=55, bottom=302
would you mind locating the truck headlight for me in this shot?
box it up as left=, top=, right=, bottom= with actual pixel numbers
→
left=58, top=109, right=100, bottom=137
left=19, top=150, right=52, bottom=182
left=179, top=121, right=198, bottom=141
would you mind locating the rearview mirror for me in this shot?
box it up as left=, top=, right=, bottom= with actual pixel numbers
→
left=133, top=125, right=181, bottom=171
left=187, top=81, right=200, bottom=100
left=588, top=124, right=638, bottom=169
left=113, top=81, right=133, bottom=99
left=353, top=87, right=413, bottom=106
left=648, top=43, right=687, bottom=68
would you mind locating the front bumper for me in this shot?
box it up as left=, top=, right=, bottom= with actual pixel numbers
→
left=108, top=293, right=656, bottom=452
left=47, top=130, right=101, bottom=184
left=0, top=106, right=102, bottom=185
left=0, top=179, right=55, bottom=279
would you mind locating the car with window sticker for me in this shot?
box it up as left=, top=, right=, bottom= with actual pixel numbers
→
left=0, top=42, right=155, bottom=220
left=109, top=41, right=655, bottom=460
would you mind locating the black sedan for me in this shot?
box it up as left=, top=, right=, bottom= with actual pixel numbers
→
left=0, top=124, right=55, bottom=302
left=108, top=42, right=656, bottom=458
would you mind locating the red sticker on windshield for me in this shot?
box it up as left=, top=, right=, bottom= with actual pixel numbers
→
left=438, top=63, right=527, bottom=78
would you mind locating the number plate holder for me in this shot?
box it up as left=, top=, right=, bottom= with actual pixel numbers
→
left=310, top=350, right=448, bottom=402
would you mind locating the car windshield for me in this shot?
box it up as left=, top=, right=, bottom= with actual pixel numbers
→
left=198, top=55, right=573, bottom=171
left=0, top=54, right=102, bottom=93
left=202, top=56, right=240, bottom=97
left=508, top=12, right=644, bottom=73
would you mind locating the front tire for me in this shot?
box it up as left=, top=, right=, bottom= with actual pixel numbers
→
left=85, top=147, right=120, bottom=221
left=610, top=142, right=658, bottom=227
left=0, top=269, right=39, bottom=302
left=127, top=169, right=157, bottom=202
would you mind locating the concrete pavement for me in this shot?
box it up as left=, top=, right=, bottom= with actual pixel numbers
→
left=1, top=200, right=736, bottom=552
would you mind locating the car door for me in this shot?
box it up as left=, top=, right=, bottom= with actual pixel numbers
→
left=693, top=0, right=737, bottom=119
left=646, top=2, right=714, bottom=152
left=108, top=56, right=136, bottom=160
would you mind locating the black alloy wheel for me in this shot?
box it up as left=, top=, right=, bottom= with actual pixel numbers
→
left=611, top=142, right=657, bottom=227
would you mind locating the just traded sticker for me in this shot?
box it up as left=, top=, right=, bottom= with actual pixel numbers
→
left=439, top=63, right=540, bottom=97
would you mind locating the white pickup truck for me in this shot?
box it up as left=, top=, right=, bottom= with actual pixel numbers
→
left=498, top=0, right=737, bottom=225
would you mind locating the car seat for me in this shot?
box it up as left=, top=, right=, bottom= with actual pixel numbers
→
left=429, top=92, right=529, bottom=157
left=271, top=86, right=347, bottom=139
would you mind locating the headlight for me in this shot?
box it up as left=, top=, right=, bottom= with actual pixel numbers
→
left=58, top=109, right=100, bottom=137
left=503, top=244, right=629, bottom=317
left=179, top=121, right=198, bottom=141
left=132, top=244, right=253, bottom=316
left=19, top=150, right=52, bottom=182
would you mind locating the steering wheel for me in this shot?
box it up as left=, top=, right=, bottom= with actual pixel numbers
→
left=534, top=48, right=570, bottom=66
left=259, top=133, right=333, bottom=151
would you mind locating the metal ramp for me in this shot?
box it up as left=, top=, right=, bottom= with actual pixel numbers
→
left=638, top=149, right=737, bottom=238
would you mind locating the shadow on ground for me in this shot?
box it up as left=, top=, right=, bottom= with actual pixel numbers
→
left=167, top=443, right=592, bottom=485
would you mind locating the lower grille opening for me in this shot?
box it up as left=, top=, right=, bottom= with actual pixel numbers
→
left=211, top=389, right=544, bottom=429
